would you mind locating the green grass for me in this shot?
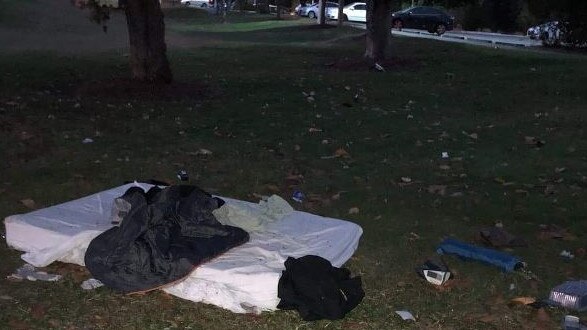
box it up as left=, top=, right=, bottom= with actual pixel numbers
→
left=1, top=5, right=587, bottom=330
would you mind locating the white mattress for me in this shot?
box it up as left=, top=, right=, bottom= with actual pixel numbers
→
left=4, top=182, right=363, bottom=313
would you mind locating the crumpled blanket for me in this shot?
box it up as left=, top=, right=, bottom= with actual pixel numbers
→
left=212, top=195, right=294, bottom=232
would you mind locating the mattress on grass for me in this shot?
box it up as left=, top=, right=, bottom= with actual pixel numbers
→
left=4, top=182, right=363, bottom=313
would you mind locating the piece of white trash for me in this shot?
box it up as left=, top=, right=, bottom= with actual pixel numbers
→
left=395, top=310, right=416, bottom=321
left=7, top=264, right=62, bottom=282
left=81, top=278, right=104, bottom=290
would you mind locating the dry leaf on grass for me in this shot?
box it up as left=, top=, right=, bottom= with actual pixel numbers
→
left=509, top=296, right=536, bottom=306
left=334, top=148, right=350, bottom=158
left=305, top=194, right=332, bottom=208
left=524, top=136, right=546, bottom=147
left=49, top=263, right=91, bottom=283
left=285, top=173, right=303, bottom=180
left=537, top=224, right=576, bottom=241
left=427, top=185, right=447, bottom=196
left=285, top=173, right=303, bottom=186
left=478, top=313, right=500, bottom=324
left=348, top=207, right=360, bottom=214
left=19, top=198, right=36, bottom=209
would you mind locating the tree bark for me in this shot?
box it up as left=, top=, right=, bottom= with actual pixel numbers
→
left=318, top=0, right=326, bottom=25
left=125, top=0, right=173, bottom=83
left=364, top=0, right=392, bottom=64
left=337, top=0, right=343, bottom=26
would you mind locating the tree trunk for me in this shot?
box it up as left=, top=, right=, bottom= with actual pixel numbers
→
left=125, top=0, right=173, bottom=83
left=364, top=0, right=392, bottom=64
left=276, top=0, right=282, bottom=19
left=337, top=0, right=344, bottom=26
left=318, top=0, right=326, bottom=25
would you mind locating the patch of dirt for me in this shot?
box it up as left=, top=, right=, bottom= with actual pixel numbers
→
left=46, top=262, right=90, bottom=284
left=74, top=78, right=217, bottom=101
left=324, top=56, right=420, bottom=72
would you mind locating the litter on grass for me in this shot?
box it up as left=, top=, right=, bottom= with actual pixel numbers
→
left=548, top=281, right=587, bottom=311
left=292, top=190, right=304, bottom=203
left=176, top=170, right=189, bottom=181
left=7, top=264, right=62, bottom=282
left=416, top=259, right=451, bottom=286
left=81, top=278, right=104, bottom=290
left=560, top=250, right=575, bottom=260
left=561, top=315, right=587, bottom=330
left=395, top=310, right=416, bottom=321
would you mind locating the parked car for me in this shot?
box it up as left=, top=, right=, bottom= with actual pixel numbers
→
left=181, top=0, right=213, bottom=8
left=299, top=1, right=337, bottom=19
left=526, top=24, right=542, bottom=40
left=295, top=2, right=314, bottom=16
left=527, top=21, right=569, bottom=47
left=391, top=6, right=454, bottom=35
left=326, top=2, right=366, bottom=22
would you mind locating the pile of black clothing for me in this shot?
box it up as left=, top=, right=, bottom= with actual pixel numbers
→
left=278, top=255, right=364, bottom=320
left=85, top=185, right=249, bottom=293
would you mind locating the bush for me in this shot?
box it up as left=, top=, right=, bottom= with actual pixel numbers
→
left=461, top=3, right=484, bottom=31
left=481, top=0, right=523, bottom=33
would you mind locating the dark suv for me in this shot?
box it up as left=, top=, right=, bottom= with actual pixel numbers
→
left=391, top=6, right=454, bottom=35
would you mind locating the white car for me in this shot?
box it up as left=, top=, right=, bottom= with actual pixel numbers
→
left=181, top=0, right=212, bottom=8
left=326, top=2, right=366, bottom=22
left=298, top=1, right=338, bottom=19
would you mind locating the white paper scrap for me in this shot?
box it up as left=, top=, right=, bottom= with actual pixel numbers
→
left=395, top=310, right=416, bottom=321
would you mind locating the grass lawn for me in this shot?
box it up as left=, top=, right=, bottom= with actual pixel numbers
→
left=1, top=3, right=587, bottom=329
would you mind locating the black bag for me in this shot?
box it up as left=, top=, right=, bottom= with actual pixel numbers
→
left=277, top=255, right=364, bottom=321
